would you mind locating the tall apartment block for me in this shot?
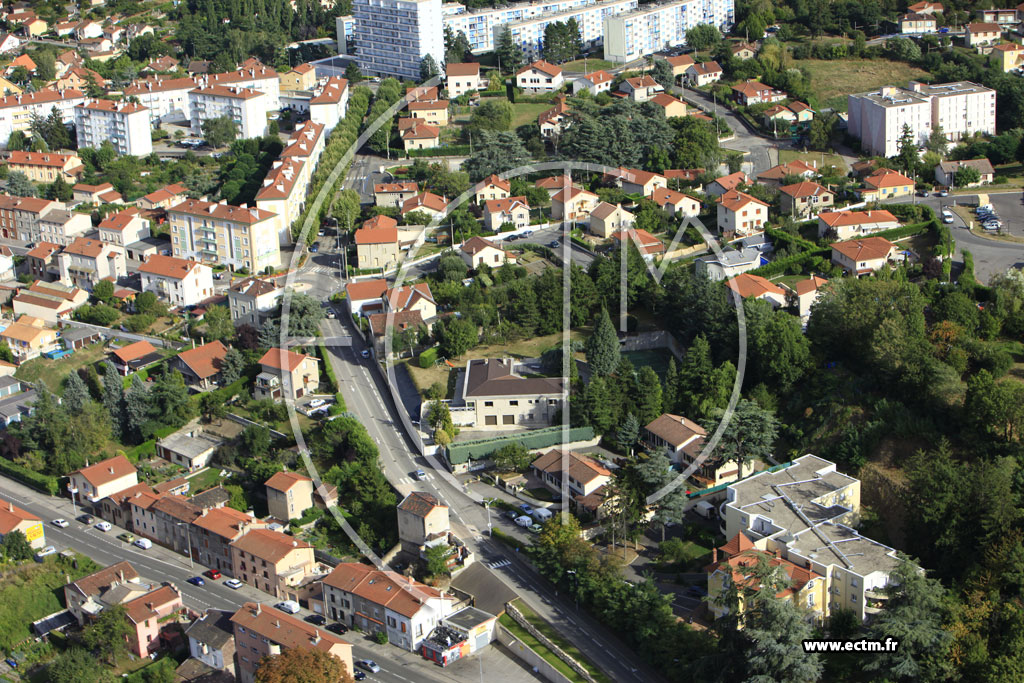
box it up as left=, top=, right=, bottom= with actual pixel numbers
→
left=847, top=81, right=996, bottom=158
left=74, top=99, right=152, bottom=157
left=604, top=0, right=735, bottom=63
left=499, top=0, right=639, bottom=60
left=353, top=0, right=445, bottom=80
left=168, top=199, right=281, bottom=274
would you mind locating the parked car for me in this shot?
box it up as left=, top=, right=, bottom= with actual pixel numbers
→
left=117, top=532, right=135, bottom=543
left=275, top=601, right=301, bottom=614
left=225, top=579, right=244, bottom=589
left=354, top=672, right=366, bottom=681
left=515, top=515, right=533, bottom=528
left=310, top=242, right=320, bottom=253
left=77, top=514, right=94, bottom=525
left=547, top=240, right=560, bottom=248
left=309, top=398, right=326, bottom=409
left=4, top=658, right=16, bottom=668
left=528, top=523, right=543, bottom=534
left=327, top=622, right=349, bottom=635
left=204, top=569, right=222, bottom=580
left=94, top=521, right=112, bottom=532
left=305, top=614, right=327, bottom=625
left=521, top=230, right=534, bottom=237
left=356, top=660, right=381, bottom=673
left=52, top=518, right=68, bottom=528
left=360, top=349, right=370, bottom=358
left=938, top=190, right=949, bottom=197
left=34, top=546, right=57, bottom=561
left=518, top=503, right=533, bottom=515
left=186, top=576, right=205, bottom=586
left=134, top=538, right=152, bottom=549
left=505, top=510, right=519, bottom=520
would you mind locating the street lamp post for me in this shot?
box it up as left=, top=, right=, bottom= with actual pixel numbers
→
left=484, top=500, right=492, bottom=537
left=176, top=522, right=194, bottom=569
left=67, top=483, right=78, bottom=517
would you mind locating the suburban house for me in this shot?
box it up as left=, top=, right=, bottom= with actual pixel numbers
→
left=226, top=277, right=282, bottom=328
left=355, top=215, right=400, bottom=271
left=72, top=182, right=116, bottom=204
left=155, top=422, right=224, bottom=472
left=538, top=96, right=570, bottom=138
left=367, top=309, right=424, bottom=358
left=97, top=207, right=150, bottom=247
left=830, top=236, right=897, bottom=275
left=991, top=42, right=1024, bottom=71
left=254, top=348, right=320, bottom=401
left=279, top=63, right=318, bottom=91
left=400, top=120, right=440, bottom=151
left=185, top=609, right=237, bottom=678
left=551, top=187, right=599, bottom=223
left=718, top=454, right=903, bottom=622
left=695, top=248, right=762, bottom=281
left=124, top=584, right=184, bottom=657
left=535, top=175, right=576, bottom=196
left=110, top=340, right=164, bottom=376
left=373, top=181, right=419, bottom=209
left=756, top=160, right=819, bottom=187
left=778, top=181, right=834, bottom=219
left=649, top=187, right=700, bottom=217
left=684, top=61, right=723, bottom=86
left=725, top=273, right=788, bottom=309
left=611, top=228, right=666, bottom=258
left=607, top=167, right=667, bottom=195
left=69, top=454, right=138, bottom=504
left=192, top=507, right=262, bottom=576
left=265, top=470, right=337, bottom=523
left=817, top=210, right=899, bottom=240
left=138, top=254, right=214, bottom=308
left=572, top=69, right=614, bottom=95
left=859, top=168, right=915, bottom=200
left=589, top=202, right=634, bottom=239
left=460, top=358, right=563, bottom=429
left=731, top=42, right=757, bottom=60
left=229, top=528, right=316, bottom=600
left=665, top=54, right=695, bottom=81
left=230, top=603, right=353, bottom=683
left=0, top=315, right=57, bottom=362
left=731, top=79, right=787, bottom=106
left=643, top=413, right=706, bottom=468
left=459, top=236, right=515, bottom=269
left=704, top=171, right=749, bottom=197
left=401, top=192, right=448, bottom=219
left=935, top=158, right=995, bottom=187
left=136, top=183, right=188, bottom=211
left=445, top=62, right=482, bottom=98
left=0, top=497, right=43, bottom=548
left=0, top=377, right=38, bottom=428
left=899, top=12, right=937, bottom=33
left=618, top=75, right=663, bottom=102
left=717, top=190, right=769, bottom=237
left=12, top=281, right=88, bottom=323
left=763, top=102, right=813, bottom=133
left=25, top=242, right=61, bottom=281
left=515, top=60, right=564, bottom=92
left=474, top=174, right=510, bottom=204
left=530, top=449, right=612, bottom=500
left=909, top=1, right=943, bottom=14
left=321, top=563, right=457, bottom=652
left=65, top=561, right=141, bottom=625
left=649, top=92, right=688, bottom=118
left=95, top=483, right=154, bottom=532
left=483, top=196, right=530, bottom=231
left=384, top=283, right=437, bottom=320
left=345, top=278, right=389, bottom=317
left=966, top=22, right=1002, bottom=48
left=792, top=275, right=829, bottom=318
left=4, top=151, right=83, bottom=182
left=397, top=491, right=449, bottom=555
left=171, top=340, right=229, bottom=391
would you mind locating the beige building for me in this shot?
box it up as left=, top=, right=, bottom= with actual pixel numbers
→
left=717, top=190, right=769, bottom=237
left=226, top=276, right=281, bottom=328
left=445, top=62, right=483, bottom=98
left=4, top=151, right=82, bottom=182
left=649, top=187, right=700, bottom=217
left=397, top=491, right=449, bottom=554
left=408, top=99, right=450, bottom=126
left=816, top=210, right=899, bottom=240
left=830, top=236, right=896, bottom=275
left=967, top=22, right=1002, bottom=48
left=0, top=496, right=44, bottom=548
left=619, top=75, right=662, bottom=102
left=474, top=174, right=510, bottom=204
left=97, top=207, right=150, bottom=247
left=264, top=470, right=337, bottom=523
left=373, top=181, right=419, bottom=209
left=726, top=273, right=787, bottom=310
left=12, top=281, right=88, bottom=323
left=589, top=202, right=634, bottom=239
left=460, top=358, right=564, bottom=429
left=483, top=195, right=530, bottom=231
left=530, top=449, right=612, bottom=499
left=69, top=454, right=138, bottom=504
left=792, top=275, right=829, bottom=319
left=515, top=60, right=564, bottom=91
left=778, top=181, right=834, bottom=219
left=254, top=157, right=309, bottom=245
left=401, top=119, right=440, bottom=151
left=551, top=187, right=599, bottom=223
left=0, top=314, right=58, bottom=362
left=229, top=528, right=316, bottom=600
left=459, top=235, right=515, bottom=270
left=168, top=199, right=281, bottom=274
left=384, top=282, right=437, bottom=320
left=255, top=347, right=320, bottom=401
left=57, top=236, right=125, bottom=291
left=355, top=215, right=400, bottom=270
left=278, top=63, right=317, bottom=91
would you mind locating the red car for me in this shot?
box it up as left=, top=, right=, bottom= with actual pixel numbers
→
left=203, top=569, right=222, bottom=580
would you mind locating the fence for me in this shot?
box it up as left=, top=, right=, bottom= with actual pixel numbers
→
left=445, top=426, right=596, bottom=469
left=62, top=319, right=185, bottom=349
left=504, top=602, right=597, bottom=683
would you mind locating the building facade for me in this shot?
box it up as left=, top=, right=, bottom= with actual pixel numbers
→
left=168, top=199, right=281, bottom=274
left=353, top=0, right=445, bottom=80
left=74, top=99, right=152, bottom=156
left=604, top=0, right=736, bottom=64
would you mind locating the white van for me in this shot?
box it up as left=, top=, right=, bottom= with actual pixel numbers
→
left=694, top=501, right=716, bottom=519
left=133, top=538, right=152, bottom=550
left=532, top=508, right=553, bottom=523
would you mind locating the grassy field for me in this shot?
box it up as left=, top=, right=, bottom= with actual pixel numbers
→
left=794, top=58, right=930, bottom=111
left=185, top=466, right=230, bottom=493
left=471, top=330, right=586, bottom=360
left=14, top=341, right=111, bottom=394
left=510, top=101, right=554, bottom=129
left=401, top=358, right=450, bottom=398
left=560, top=58, right=615, bottom=72
left=779, top=149, right=850, bottom=174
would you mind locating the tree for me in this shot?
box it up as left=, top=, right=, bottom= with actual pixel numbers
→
left=419, top=54, right=439, bottom=82
left=617, top=413, right=640, bottom=453
left=436, top=316, right=477, bottom=358
left=954, top=165, right=981, bottom=187
left=344, top=62, right=363, bottom=83
left=543, top=20, right=583, bottom=63
left=634, top=366, right=662, bottom=424
left=807, top=111, right=836, bottom=151
left=259, top=318, right=281, bottom=349
left=427, top=399, right=454, bottom=438
left=926, top=124, right=949, bottom=156
left=896, top=123, right=919, bottom=175
left=496, top=26, right=523, bottom=72
left=199, top=392, right=227, bottom=422
left=148, top=370, right=195, bottom=427
left=462, top=130, right=531, bottom=183
left=649, top=59, right=674, bottom=90
left=425, top=542, right=451, bottom=577
left=203, top=304, right=234, bottom=341
left=102, top=361, right=124, bottom=438
left=254, top=647, right=355, bottom=683
left=47, top=174, right=72, bottom=201
left=685, top=24, right=722, bottom=51
left=701, top=399, right=778, bottom=472
left=7, top=130, right=25, bottom=151
left=285, top=292, right=325, bottom=337
left=221, top=347, right=245, bottom=385
left=62, top=371, right=89, bottom=413
left=1, top=529, right=31, bottom=561
left=466, top=99, right=513, bottom=134
left=202, top=115, right=239, bottom=148
left=586, top=308, right=620, bottom=377
left=46, top=647, right=114, bottom=683
left=123, top=375, right=150, bottom=442
left=6, top=171, right=35, bottom=197
left=83, top=604, right=132, bottom=664
left=491, top=442, right=533, bottom=472
left=92, top=279, right=114, bottom=304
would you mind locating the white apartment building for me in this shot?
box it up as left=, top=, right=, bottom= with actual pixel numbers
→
left=205, top=61, right=281, bottom=110
left=604, top=0, right=736, bottom=63
left=97, top=207, right=151, bottom=247
left=353, top=0, right=445, bottom=81
left=138, top=254, right=214, bottom=308
left=499, top=0, right=639, bottom=59
left=309, top=77, right=349, bottom=134
left=123, top=76, right=200, bottom=123
left=188, top=85, right=269, bottom=140
left=445, top=0, right=636, bottom=53
left=280, top=120, right=325, bottom=170
left=0, top=88, right=85, bottom=147
left=57, top=236, right=126, bottom=291
left=336, top=15, right=356, bottom=54
left=255, top=158, right=308, bottom=246
left=847, top=81, right=996, bottom=157
left=74, top=99, right=152, bottom=157
left=168, top=199, right=281, bottom=274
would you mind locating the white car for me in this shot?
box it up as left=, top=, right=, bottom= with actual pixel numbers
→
left=514, top=515, right=533, bottom=528
left=52, top=518, right=69, bottom=528
left=94, top=521, right=112, bottom=532
left=133, top=538, right=152, bottom=549
left=275, top=600, right=301, bottom=614
left=225, top=579, right=244, bottom=589
left=308, top=398, right=326, bottom=409
left=360, top=349, right=370, bottom=358
left=35, top=546, right=57, bottom=560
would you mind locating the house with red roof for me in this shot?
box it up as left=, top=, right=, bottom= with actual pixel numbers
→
left=401, top=192, right=447, bottom=219
left=373, top=181, right=419, bottom=209
left=779, top=180, right=834, bottom=218
left=459, top=236, right=516, bottom=269
left=816, top=210, right=899, bottom=240
left=572, top=69, right=614, bottom=95
left=171, top=340, right=229, bottom=391
left=384, top=282, right=436, bottom=319
left=355, top=215, right=399, bottom=270
left=474, top=174, right=510, bottom=204
left=483, top=195, right=530, bottom=231
left=717, top=189, right=769, bottom=237
left=684, top=61, right=722, bottom=87
left=344, top=277, right=388, bottom=317
left=731, top=79, right=787, bottom=106
left=725, top=272, right=787, bottom=308
left=70, top=454, right=138, bottom=503
left=705, top=171, right=749, bottom=197
left=619, top=75, right=663, bottom=102
left=791, top=275, right=829, bottom=318
left=858, top=167, right=915, bottom=200
left=445, top=62, right=482, bottom=98
left=830, top=236, right=897, bottom=275
left=515, top=60, right=564, bottom=92
left=255, top=348, right=320, bottom=401
left=612, top=228, right=665, bottom=258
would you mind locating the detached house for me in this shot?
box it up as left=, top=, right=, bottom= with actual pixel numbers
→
left=935, top=158, right=995, bottom=187
left=172, top=340, right=229, bottom=391
left=515, top=60, right=563, bottom=92
left=538, top=95, right=570, bottom=138
left=354, top=215, right=399, bottom=270
left=649, top=187, right=700, bottom=217
left=0, top=314, right=57, bottom=362
left=138, top=254, right=213, bottom=308
left=265, top=470, right=337, bottom=523
left=830, top=236, right=897, bottom=275
left=69, top=454, right=138, bottom=504
left=731, top=79, right=786, bottom=106
left=859, top=168, right=914, bottom=200
left=384, top=283, right=437, bottom=320
left=57, top=236, right=125, bottom=291
left=589, top=202, right=634, bottom=239
left=227, top=277, right=282, bottom=328
left=445, top=62, right=482, bottom=98
left=726, top=272, right=787, bottom=309
left=643, top=413, right=706, bottom=468
left=793, top=275, right=829, bottom=318
left=459, top=236, right=515, bottom=269
left=401, top=192, right=447, bottom=219
left=483, top=196, right=530, bottom=231
left=460, top=358, right=563, bottom=429
left=572, top=69, right=614, bottom=95
left=705, top=171, right=749, bottom=198
left=685, top=61, right=722, bottom=86
left=530, top=449, right=612, bottom=500
left=551, top=187, right=599, bottom=223
left=344, top=278, right=388, bottom=317
left=606, top=167, right=667, bottom=195
left=619, top=75, right=662, bottom=102
left=817, top=210, right=899, bottom=240
left=756, top=160, right=818, bottom=187
left=397, top=491, right=449, bottom=555
left=255, top=348, right=320, bottom=401
left=474, top=174, right=510, bottom=204
left=967, top=22, right=1002, bottom=48
left=899, top=12, right=937, bottom=33
left=373, top=181, right=419, bottom=209
left=717, top=190, right=769, bottom=237
left=649, top=92, right=688, bottom=118
left=779, top=181, right=834, bottom=218
left=401, top=119, right=440, bottom=151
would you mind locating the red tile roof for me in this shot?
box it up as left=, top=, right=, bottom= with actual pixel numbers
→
left=345, top=278, right=388, bottom=301
left=175, top=340, right=229, bottom=380
left=112, top=340, right=157, bottom=363
left=831, top=236, right=896, bottom=261
left=73, top=454, right=136, bottom=488
left=138, top=254, right=201, bottom=279
left=726, top=273, right=785, bottom=299
left=259, top=347, right=313, bottom=372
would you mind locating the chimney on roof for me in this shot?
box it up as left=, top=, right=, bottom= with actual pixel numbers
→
left=274, top=619, right=280, bottom=628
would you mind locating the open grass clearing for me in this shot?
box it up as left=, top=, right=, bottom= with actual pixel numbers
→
left=15, top=341, right=111, bottom=394
left=509, top=101, right=555, bottom=129
left=778, top=148, right=850, bottom=174
left=793, top=58, right=930, bottom=111
left=559, top=57, right=615, bottom=72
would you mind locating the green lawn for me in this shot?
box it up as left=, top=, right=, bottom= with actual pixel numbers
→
left=792, top=58, right=930, bottom=111
left=510, top=600, right=613, bottom=683
left=185, top=467, right=230, bottom=493
left=510, top=101, right=555, bottom=129
left=560, top=58, right=615, bottom=72
left=779, top=149, right=849, bottom=174
left=14, top=341, right=111, bottom=394
left=622, top=349, right=674, bottom=377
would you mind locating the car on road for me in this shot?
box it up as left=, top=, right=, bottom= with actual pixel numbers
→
left=309, top=398, right=326, bottom=409
left=204, top=569, right=222, bottom=580
left=134, top=538, right=152, bottom=549
left=186, top=576, right=205, bottom=586
left=354, top=672, right=366, bottom=681
left=518, top=503, right=533, bottom=514
left=326, top=622, right=349, bottom=635
left=938, top=190, right=949, bottom=197
left=326, top=309, right=336, bottom=319
left=413, top=469, right=427, bottom=481
left=515, top=515, right=533, bottom=528
left=548, top=240, right=560, bottom=248
left=521, top=230, right=534, bottom=237
left=505, top=510, right=519, bottom=520
left=944, top=215, right=955, bottom=224
left=77, top=514, right=94, bottom=525
left=275, top=600, right=301, bottom=614
left=305, top=614, right=327, bottom=625
left=94, top=521, right=112, bottom=532
left=919, top=190, right=930, bottom=197
left=52, top=518, right=68, bottom=528
left=225, top=579, right=244, bottom=589
left=310, top=242, right=320, bottom=253
left=34, top=546, right=56, bottom=561
left=528, top=523, right=543, bottom=534
left=360, top=349, right=370, bottom=358
left=117, top=532, right=135, bottom=543
left=356, top=660, right=381, bottom=673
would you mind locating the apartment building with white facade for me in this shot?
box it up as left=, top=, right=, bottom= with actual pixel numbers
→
left=188, top=85, right=269, bottom=140
left=74, top=99, right=152, bottom=157
left=0, top=88, right=85, bottom=146
left=168, top=199, right=281, bottom=274
left=255, top=158, right=308, bottom=246
left=847, top=81, right=996, bottom=157
left=123, top=76, right=199, bottom=123
left=498, top=0, right=639, bottom=59
left=205, top=61, right=281, bottom=110
left=309, top=77, right=349, bottom=134
left=604, top=0, right=735, bottom=63
left=138, top=254, right=214, bottom=308
left=353, top=0, right=445, bottom=81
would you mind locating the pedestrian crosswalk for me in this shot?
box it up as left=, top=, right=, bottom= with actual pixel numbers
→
left=397, top=473, right=435, bottom=485
left=308, top=266, right=343, bottom=275
left=488, top=559, right=512, bottom=569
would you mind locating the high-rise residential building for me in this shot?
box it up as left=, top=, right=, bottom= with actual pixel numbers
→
left=335, top=15, right=355, bottom=54
left=603, top=0, right=735, bottom=63
left=188, top=85, right=269, bottom=140
left=847, top=81, right=996, bottom=158
left=0, top=88, right=84, bottom=148
left=353, top=0, right=444, bottom=80
left=74, top=99, right=152, bottom=157
left=168, top=199, right=281, bottom=274
left=498, top=0, right=640, bottom=60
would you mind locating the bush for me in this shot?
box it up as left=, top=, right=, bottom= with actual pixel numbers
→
left=328, top=391, right=347, bottom=415
left=0, top=458, right=58, bottom=495
left=318, top=344, right=339, bottom=392
left=418, top=348, right=438, bottom=368
left=374, top=630, right=389, bottom=644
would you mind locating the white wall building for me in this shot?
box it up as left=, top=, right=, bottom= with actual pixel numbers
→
left=123, top=76, right=199, bottom=124
left=188, top=85, right=269, bottom=140
left=847, top=81, right=996, bottom=157
left=604, top=0, right=736, bottom=63
left=74, top=99, right=152, bottom=157
left=336, top=15, right=356, bottom=54
left=498, top=0, right=640, bottom=60
left=353, top=0, right=445, bottom=81
left=309, top=76, right=349, bottom=134
left=255, top=158, right=308, bottom=246
left=138, top=254, right=214, bottom=308
left=0, top=88, right=85, bottom=147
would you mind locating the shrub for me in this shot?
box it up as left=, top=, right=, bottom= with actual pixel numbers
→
left=418, top=348, right=439, bottom=368
left=0, top=458, right=58, bottom=495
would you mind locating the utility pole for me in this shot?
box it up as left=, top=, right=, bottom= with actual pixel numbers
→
left=176, top=522, right=194, bottom=569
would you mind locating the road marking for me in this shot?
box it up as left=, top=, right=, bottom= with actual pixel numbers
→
left=488, top=559, right=512, bottom=569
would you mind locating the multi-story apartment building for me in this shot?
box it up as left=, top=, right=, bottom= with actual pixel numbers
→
left=206, top=60, right=282, bottom=110
left=0, top=88, right=84, bottom=146
left=280, top=120, right=326, bottom=170
left=188, top=85, right=269, bottom=140
left=192, top=506, right=262, bottom=576
left=604, top=0, right=736, bottom=63
left=138, top=254, right=214, bottom=308
left=353, top=0, right=445, bottom=80
left=336, top=14, right=356, bottom=53
left=847, top=81, right=996, bottom=157
left=168, top=199, right=281, bottom=273
left=500, top=0, right=638, bottom=59
left=2, top=195, right=91, bottom=245
left=229, top=528, right=316, bottom=600
left=74, top=99, right=152, bottom=157
left=4, top=151, right=82, bottom=182
left=227, top=277, right=282, bottom=328
left=123, top=76, right=200, bottom=123
left=57, top=236, right=126, bottom=291
left=255, top=158, right=308, bottom=245
left=309, top=77, right=349, bottom=134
